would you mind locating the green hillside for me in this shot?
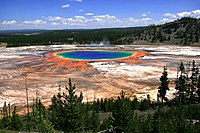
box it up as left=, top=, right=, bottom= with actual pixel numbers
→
left=130, top=17, right=200, bottom=45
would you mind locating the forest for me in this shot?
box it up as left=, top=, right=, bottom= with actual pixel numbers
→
left=0, top=60, right=200, bottom=133
left=0, top=17, right=200, bottom=47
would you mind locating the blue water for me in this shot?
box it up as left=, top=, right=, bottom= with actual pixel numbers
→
left=57, top=50, right=133, bottom=60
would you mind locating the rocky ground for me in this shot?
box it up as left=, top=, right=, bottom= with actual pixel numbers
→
left=0, top=44, right=200, bottom=114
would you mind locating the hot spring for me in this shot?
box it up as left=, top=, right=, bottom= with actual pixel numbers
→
left=56, top=50, right=134, bottom=61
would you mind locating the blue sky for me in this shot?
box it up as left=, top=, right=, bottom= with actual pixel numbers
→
left=0, top=0, right=200, bottom=30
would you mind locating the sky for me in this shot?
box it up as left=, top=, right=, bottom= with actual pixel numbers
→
left=0, top=0, right=200, bottom=30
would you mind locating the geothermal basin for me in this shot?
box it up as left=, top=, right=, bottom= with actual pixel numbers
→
left=0, top=45, right=200, bottom=113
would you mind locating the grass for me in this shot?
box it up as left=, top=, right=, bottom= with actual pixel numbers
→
left=0, top=43, right=7, bottom=47
left=0, top=130, right=18, bottom=133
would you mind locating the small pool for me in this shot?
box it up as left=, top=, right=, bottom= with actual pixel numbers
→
left=56, top=50, right=134, bottom=61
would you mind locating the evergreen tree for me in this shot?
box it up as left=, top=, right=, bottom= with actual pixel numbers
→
left=10, top=106, right=22, bottom=131
left=198, top=75, right=200, bottom=89
left=175, top=62, right=188, bottom=103
left=49, top=79, right=85, bottom=132
left=191, top=60, right=198, bottom=84
left=23, top=99, right=54, bottom=132
left=179, top=62, right=185, bottom=75
left=83, top=103, right=91, bottom=131
left=100, top=117, right=112, bottom=131
left=142, top=114, right=153, bottom=133
left=94, top=98, right=100, bottom=112
left=197, top=75, right=200, bottom=102
left=176, top=74, right=188, bottom=103
left=48, top=90, right=65, bottom=130
left=61, top=78, right=84, bottom=132
left=189, top=60, right=198, bottom=99
left=125, top=114, right=140, bottom=133
left=158, top=66, right=169, bottom=103
left=112, top=90, right=133, bottom=132
left=89, top=110, right=100, bottom=132
left=132, top=96, right=140, bottom=110
left=83, top=102, right=100, bottom=132
left=140, top=99, right=150, bottom=111
left=1, top=102, right=11, bottom=129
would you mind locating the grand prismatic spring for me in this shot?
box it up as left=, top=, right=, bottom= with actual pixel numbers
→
left=46, top=49, right=147, bottom=69
left=56, top=50, right=134, bottom=61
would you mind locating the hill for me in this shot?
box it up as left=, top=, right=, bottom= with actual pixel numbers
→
left=126, top=17, right=200, bottom=45
left=0, top=17, right=199, bottom=47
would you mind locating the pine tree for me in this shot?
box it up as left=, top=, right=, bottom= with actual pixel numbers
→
left=83, top=103, right=91, bottom=131
left=190, top=60, right=198, bottom=99
left=24, top=99, right=54, bottom=132
left=89, top=110, right=100, bottom=132
left=112, top=90, right=133, bottom=132
left=10, top=106, right=22, bottom=131
left=175, top=76, right=187, bottom=103
left=94, top=98, right=100, bottom=112
left=197, top=75, right=200, bottom=102
left=48, top=91, right=64, bottom=130
left=100, top=117, right=112, bottom=131
left=125, top=114, right=140, bottom=133
left=191, top=60, right=197, bottom=83
left=1, top=102, right=11, bottom=129
left=62, top=78, right=84, bottom=132
left=158, top=66, right=169, bottom=103
left=140, top=99, right=150, bottom=111
left=49, top=79, right=86, bottom=132
left=175, top=62, right=188, bottom=103
left=179, top=62, right=185, bottom=75
left=142, top=114, right=153, bottom=133
left=132, top=96, right=140, bottom=110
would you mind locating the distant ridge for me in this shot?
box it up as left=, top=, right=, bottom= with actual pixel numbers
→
left=0, top=29, right=47, bottom=34
left=0, top=17, right=199, bottom=47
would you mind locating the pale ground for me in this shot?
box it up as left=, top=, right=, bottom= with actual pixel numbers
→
left=0, top=44, right=200, bottom=113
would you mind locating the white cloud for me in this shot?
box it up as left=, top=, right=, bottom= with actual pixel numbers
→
left=141, top=18, right=152, bottom=21
left=61, top=16, right=90, bottom=26
left=1, top=20, right=16, bottom=25
left=62, top=4, right=70, bottom=8
left=142, top=12, right=151, bottom=17
left=79, top=9, right=84, bottom=12
left=177, top=11, right=192, bottom=17
left=124, top=17, right=154, bottom=26
left=192, top=10, right=200, bottom=15
left=142, top=14, right=147, bottom=17
left=85, top=12, right=94, bottom=16
left=163, top=9, right=200, bottom=19
left=23, top=20, right=47, bottom=25
left=91, top=15, right=120, bottom=26
left=70, top=0, right=82, bottom=2
left=74, top=16, right=86, bottom=19
left=1, top=9, right=200, bottom=30
left=159, top=18, right=170, bottom=23
left=51, top=22, right=60, bottom=25
left=93, top=14, right=117, bottom=21
left=163, top=13, right=177, bottom=19
left=177, top=10, right=200, bottom=18
left=45, top=14, right=154, bottom=28
left=48, top=16, right=62, bottom=21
